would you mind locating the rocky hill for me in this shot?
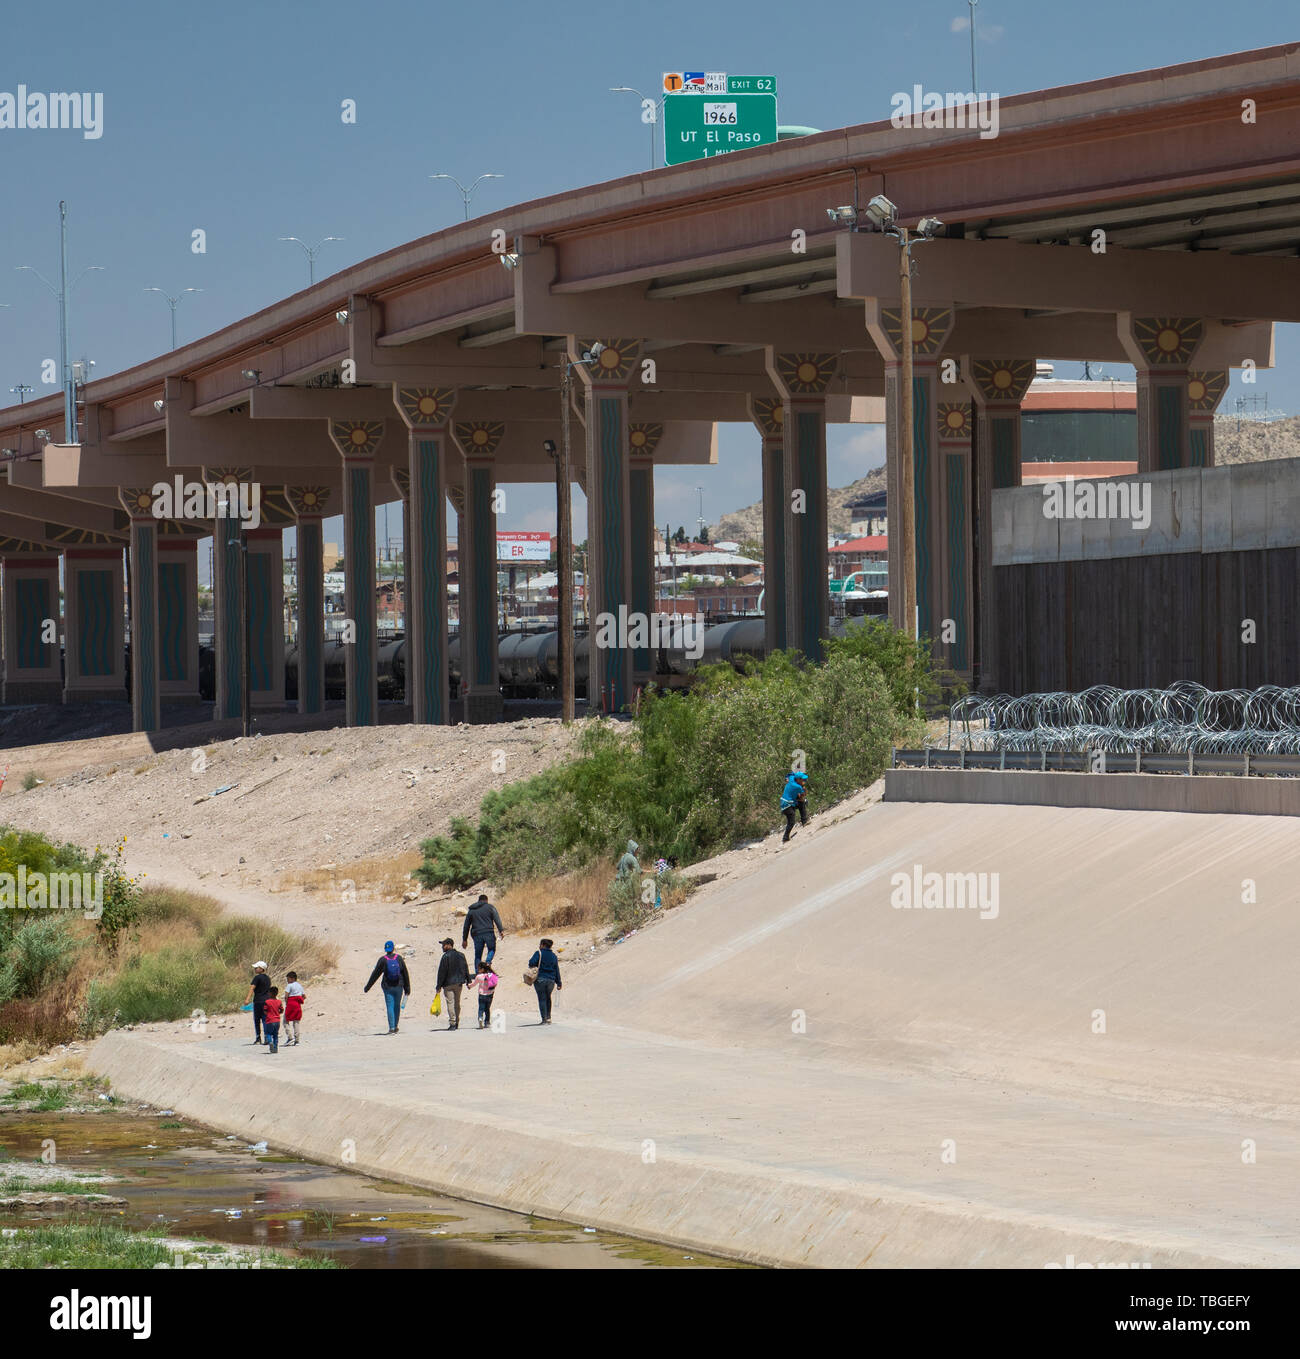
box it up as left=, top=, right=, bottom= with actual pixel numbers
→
left=712, top=466, right=886, bottom=543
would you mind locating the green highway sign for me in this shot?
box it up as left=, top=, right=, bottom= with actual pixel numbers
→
left=663, top=91, right=779, bottom=165
left=726, top=75, right=776, bottom=94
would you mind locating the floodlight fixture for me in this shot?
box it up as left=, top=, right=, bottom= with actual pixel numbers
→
left=826, top=206, right=858, bottom=225
left=335, top=310, right=349, bottom=325
left=864, top=195, right=898, bottom=228
left=153, top=399, right=165, bottom=412
left=241, top=368, right=261, bottom=383
left=499, top=252, right=521, bottom=270
left=542, top=438, right=557, bottom=456
left=916, top=215, right=945, bottom=238
left=34, top=428, right=50, bottom=441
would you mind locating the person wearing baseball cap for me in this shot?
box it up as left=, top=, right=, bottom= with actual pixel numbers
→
left=363, top=941, right=411, bottom=1034
left=434, top=937, right=470, bottom=1031
left=242, top=962, right=271, bottom=1045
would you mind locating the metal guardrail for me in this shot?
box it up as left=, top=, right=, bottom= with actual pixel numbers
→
left=892, top=748, right=1300, bottom=777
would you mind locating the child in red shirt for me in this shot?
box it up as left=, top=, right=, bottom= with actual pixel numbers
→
left=263, top=988, right=283, bottom=1053
left=283, top=972, right=306, bottom=1046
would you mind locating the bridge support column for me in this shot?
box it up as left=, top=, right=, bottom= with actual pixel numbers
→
left=245, top=528, right=285, bottom=708
left=62, top=547, right=127, bottom=703
left=453, top=420, right=505, bottom=723
left=394, top=388, right=457, bottom=724
left=629, top=422, right=663, bottom=690
left=119, top=488, right=161, bottom=733
left=157, top=537, right=200, bottom=701
left=329, top=421, right=384, bottom=727
left=204, top=470, right=251, bottom=721
left=1119, top=316, right=1205, bottom=472
left=573, top=338, right=640, bottom=713
left=1, top=549, right=62, bottom=704
left=748, top=396, right=787, bottom=653
left=967, top=359, right=1036, bottom=692
left=936, top=397, right=974, bottom=680
left=766, top=351, right=840, bottom=660
left=866, top=305, right=956, bottom=645
left=289, top=487, right=330, bottom=715
left=1188, top=370, right=1228, bottom=467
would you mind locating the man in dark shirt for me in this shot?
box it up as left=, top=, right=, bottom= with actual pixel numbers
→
left=461, top=894, right=506, bottom=971
left=435, top=937, right=470, bottom=1030
left=242, top=962, right=271, bottom=1044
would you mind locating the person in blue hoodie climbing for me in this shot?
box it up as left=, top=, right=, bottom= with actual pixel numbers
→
left=364, top=941, right=411, bottom=1034
left=780, top=770, right=809, bottom=843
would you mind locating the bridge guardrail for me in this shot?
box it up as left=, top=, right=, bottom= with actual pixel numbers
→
left=891, top=748, right=1300, bottom=778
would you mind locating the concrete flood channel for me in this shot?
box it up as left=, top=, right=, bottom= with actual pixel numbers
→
left=0, top=1103, right=738, bottom=1269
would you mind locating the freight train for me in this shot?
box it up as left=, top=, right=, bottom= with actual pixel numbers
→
left=196, top=611, right=881, bottom=704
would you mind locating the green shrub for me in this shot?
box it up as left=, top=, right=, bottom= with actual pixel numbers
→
left=0, top=916, right=81, bottom=1003
left=101, top=946, right=236, bottom=1024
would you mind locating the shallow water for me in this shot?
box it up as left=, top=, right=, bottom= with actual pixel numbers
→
left=0, top=1109, right=741, bottom=1269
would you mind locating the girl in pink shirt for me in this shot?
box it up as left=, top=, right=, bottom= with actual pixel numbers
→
left=472, top=961, right=499, bottom=1029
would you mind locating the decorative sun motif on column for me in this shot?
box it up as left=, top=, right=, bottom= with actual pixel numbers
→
left=774, top=352, right=838, bottom=395
left=970, top=358, right=1035, bottom=404
left=204, top=466, right=253, bottom=486
left=628, top=423, right=664, bottom=457
left=330, top=420, right=384, bottom=457
left=1133, top=317, right=1204, bottom=366
left=880, top=307, right=954, bottom=358
left=1187, top=370, right=1228, bottom=411
left=288, top=485, right=331, bottom=518
left=122, top=488, right=154, bottom=516
left=937, top=403, right=972, bottom=440
left=580, top=339, right=639, bottom=383
left=749, top=396, right=783, bottom=436
left=397, top=387, right=456, bottom=427
left=454, top=421, right=505, bottom=458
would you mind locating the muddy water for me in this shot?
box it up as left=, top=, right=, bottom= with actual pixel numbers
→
left=0, top=1110, right=741, bottom=1268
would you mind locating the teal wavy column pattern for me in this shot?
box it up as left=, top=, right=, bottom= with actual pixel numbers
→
left=348, top=463, right=375, bottom=726
left=629, top=464, right=652, bottom=674
left=15, top=577, right=51, bottom=670
left=762, top=443, right=786, bottom=651
left=946, top=453, right=968, bottom=671
left=912, top=377, right=932, bottom=638
left=991, top=418, right=1015, bottom=489
left=76, top=568, right=113, bottom=677
left=469, top=464, right=494, bottom=687
left=597, top=395, right=626, bottom=709
left=297, top=521, right=323, bottom=714
left=1157, top=385, right=1183, bottom=470
left=795, top=409, right=823, bottom=658
left=1189, top=427, right=1207, bottom=468
left=414, top=437, right=444, bottom=723
left=247, top=551, right=271, bottom=691
left=217, top=517, right=242, bottom=718
left=133, top=524, right=158, bottom=729
left=158, top=561, right=187, bottom=682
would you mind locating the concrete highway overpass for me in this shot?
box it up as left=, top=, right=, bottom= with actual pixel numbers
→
left=2, top=42, right=1298, bottom=730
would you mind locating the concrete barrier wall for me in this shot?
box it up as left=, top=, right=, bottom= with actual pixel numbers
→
left=886, top=767, right=1300, bottom=815
left=88, top=1029, right=1239, bottom=1268
left=993, top=456, right=1300, bottom=566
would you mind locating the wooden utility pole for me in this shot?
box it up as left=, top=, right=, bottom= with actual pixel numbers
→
left=556, top=367, right=575, bottom=723
left=898, top=226, right=918, bottom=639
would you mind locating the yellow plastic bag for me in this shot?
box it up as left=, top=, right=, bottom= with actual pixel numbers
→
left=430, top=992, right=442, bottom=1017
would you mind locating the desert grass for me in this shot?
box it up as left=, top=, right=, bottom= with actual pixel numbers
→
left=280, top=849, right=423, bottom=901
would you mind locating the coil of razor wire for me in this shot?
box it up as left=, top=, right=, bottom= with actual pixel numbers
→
left=949, top=682, right=1300, bottom=761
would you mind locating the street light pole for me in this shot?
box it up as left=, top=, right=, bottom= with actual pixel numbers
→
left=429, top=173, right=504, bottom=221
left=144, top=287, right=202, bottom=350
left=277, top=236, right=343, bottom=286
left=609, top=87, right=665, bottom=170
left=968, top=0, right=979, bottom=93
left=898, top=227, right=918, bottom=639
left=9, top=383, right=32, bottom=404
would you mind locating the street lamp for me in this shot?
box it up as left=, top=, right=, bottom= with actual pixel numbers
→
left=277, top=235, right=343, bottom=286
left=429, top=173, right=503, bottom=221
left=826, top=195, right=944, bottom=639
left=9, top=383, right=32, bottom=404
left=144, top=287, right=202, bottom=350
left=609, top=87, right=666, bottom=170
left=16, top=202, right=104, bottom=444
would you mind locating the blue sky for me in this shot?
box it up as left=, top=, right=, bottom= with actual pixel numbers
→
left=2, top=0, right=1296, bottom=562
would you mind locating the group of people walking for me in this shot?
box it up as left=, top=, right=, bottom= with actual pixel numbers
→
left=242, top=963, right=306, bottom=1052
left=361, top=895, right=562, bottom=1032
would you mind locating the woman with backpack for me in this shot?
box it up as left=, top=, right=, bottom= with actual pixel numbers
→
left=364, top=941, right=411, bottom=1034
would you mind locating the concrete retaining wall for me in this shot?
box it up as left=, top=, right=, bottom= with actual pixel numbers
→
left=89, top=1029, right=1240, bottom=1269
left=886, top=767, right=1300, bottom=815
